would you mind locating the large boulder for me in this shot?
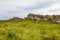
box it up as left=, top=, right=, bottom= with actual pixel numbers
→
left=41, top=15, right=54, bottom=21
left=26, top=13, right=36, bottom=20
left=35, top=14, right=44, bottom=20
left=28, top=13, right=35, bottom=17
left=53, top=15, right=60, bottom=23
left=27, top=13, right=42, bottom=21
left=43, top=15, right=50, bottom=21
left=54, top=15, right=60, bottom=21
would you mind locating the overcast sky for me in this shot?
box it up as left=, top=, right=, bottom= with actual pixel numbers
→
left=0, top=0, right=60, bottom=20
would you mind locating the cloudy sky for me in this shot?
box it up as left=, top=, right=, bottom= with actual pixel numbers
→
left=0, top=0, right=60, bottom=20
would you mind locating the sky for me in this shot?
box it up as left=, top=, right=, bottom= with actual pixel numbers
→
left=0, top=0, right=60, bottom=20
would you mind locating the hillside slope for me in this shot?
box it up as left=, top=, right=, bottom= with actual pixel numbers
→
left=0, top=20, right=60, bottom=40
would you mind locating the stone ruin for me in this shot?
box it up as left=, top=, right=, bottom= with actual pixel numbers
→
left=25, top=13, right=60, bottom=23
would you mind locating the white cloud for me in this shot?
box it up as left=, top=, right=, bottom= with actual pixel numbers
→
left=0, top=0, right=60, bottom=19
left=31, top=1, right=60, bottom=15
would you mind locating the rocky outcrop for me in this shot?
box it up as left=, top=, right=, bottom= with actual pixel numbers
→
left=25, top=13, right=60, bottom=23
left=10, top=17, right=23, bottom=21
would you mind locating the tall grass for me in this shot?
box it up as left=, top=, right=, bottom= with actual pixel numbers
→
left=0, top=20, right=60, bottom=40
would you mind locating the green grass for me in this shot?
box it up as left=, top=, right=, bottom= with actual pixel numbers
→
left=0, top=20, right=60, bottom=40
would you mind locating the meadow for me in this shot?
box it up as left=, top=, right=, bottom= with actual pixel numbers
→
left=0, top=20, right=60, bottom=40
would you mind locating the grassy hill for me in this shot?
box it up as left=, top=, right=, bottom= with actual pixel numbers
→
left=0, top=20, right=60, bottom=40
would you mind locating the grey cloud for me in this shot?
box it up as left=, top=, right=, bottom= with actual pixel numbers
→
left=19, top=1, right=56, bottom=11
left=6, top=11, right=20, bottom=13
left=0, top=14, right=13, bottom=20
left=49, top=9, right=60, bottom=12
